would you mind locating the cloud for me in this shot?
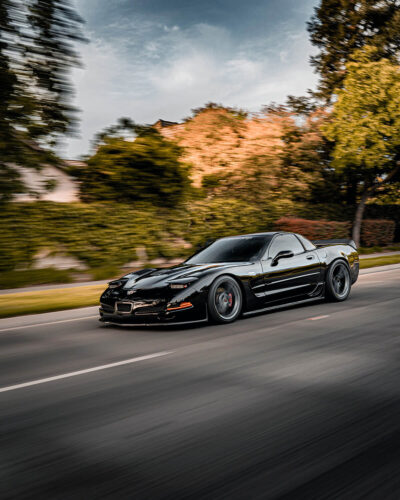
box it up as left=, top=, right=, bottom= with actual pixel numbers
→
left=64, top=8, right=317, bottom=158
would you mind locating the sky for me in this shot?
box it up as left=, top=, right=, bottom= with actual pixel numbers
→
left=64, top=0, right=319, bottom=159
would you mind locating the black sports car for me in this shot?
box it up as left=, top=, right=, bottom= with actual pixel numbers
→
left=99, top=232, right=359, bottom=326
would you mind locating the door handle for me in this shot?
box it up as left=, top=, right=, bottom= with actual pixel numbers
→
left=306, top=255, right=314, bottom=260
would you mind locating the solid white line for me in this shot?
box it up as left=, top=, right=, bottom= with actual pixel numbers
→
left=308, top=315, right=330, bottom=321
left=0, top=315, right=99, bottom=333
left=0, top=351, right=172, bottom=393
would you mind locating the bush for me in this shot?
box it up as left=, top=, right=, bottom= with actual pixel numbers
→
left=365, top=204, right=400, bottom=242
left=360, top=219, right=395, bottom=246
left=77, top=132, right=191, bottom=207
left=275, top=217, right=351, bottom=240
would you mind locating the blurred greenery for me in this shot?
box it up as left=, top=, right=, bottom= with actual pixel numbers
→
left=324, top=47, right=400, bottom=245
left=0, top=268, right=74, bottom=289
left=308, top=0, right=400, bottom=100
left=73, top=127, right=191, bottom=207
left=0, top=199, right=294, bottom=275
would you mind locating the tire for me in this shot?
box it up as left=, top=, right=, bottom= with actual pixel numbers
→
left=325, top=260, right=351, bottom=302
left=207, top=276, right=242, bottom=324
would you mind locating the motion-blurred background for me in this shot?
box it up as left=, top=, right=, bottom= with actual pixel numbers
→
left=1, top=0, right=399, bottom=294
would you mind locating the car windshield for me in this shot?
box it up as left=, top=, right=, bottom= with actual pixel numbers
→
left=186, top=236, right=271, bottom=264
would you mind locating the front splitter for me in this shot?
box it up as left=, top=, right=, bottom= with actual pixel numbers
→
left=100, top=318, right=208, bottom=327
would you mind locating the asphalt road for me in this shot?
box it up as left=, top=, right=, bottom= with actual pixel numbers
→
left=1, top=267, right=400, bottom=499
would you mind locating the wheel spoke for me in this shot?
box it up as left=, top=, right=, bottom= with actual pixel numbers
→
left=336, top=269, right=345, bottom=279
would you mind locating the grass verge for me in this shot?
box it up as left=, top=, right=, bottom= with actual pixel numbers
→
left=0, top=284, right=105, bottom=319
left=359, top=254, right=400, bottom=269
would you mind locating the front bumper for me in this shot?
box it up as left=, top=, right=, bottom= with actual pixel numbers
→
left=99, top=300, right=208, bottom=325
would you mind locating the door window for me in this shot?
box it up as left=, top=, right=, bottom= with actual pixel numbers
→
left=268, top=234, right=304, bottom=259
left=296, top=234, right=316, bottom=251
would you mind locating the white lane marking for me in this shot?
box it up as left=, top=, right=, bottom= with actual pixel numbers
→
left=308, top=315, right=330, bottom=321
left=0, top=315, right=98, bottom=333
left=0, top=351, right=172, bottom=393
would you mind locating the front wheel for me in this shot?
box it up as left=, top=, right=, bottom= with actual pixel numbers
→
left=325, top=261, right=351, bottom=302
left=208, top=276, right=242, bottom=323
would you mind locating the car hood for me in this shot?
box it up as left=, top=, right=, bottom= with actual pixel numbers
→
left=122, top=262, right=248, bottom=290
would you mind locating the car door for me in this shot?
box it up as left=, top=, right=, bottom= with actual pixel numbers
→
left=260, top=234, right=321, bottom=303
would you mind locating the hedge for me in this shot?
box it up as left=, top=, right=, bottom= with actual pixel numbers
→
left=1, top=203, right=397, bottom=275
left=0, top=200, right=284, bottom=273
left=275, top=216, right=395, bottom=246
left=275, top=217, right=351, bottom=240
left=361, top=219, right=395, bottom=246
left=365, top=205, right=400, bottom=242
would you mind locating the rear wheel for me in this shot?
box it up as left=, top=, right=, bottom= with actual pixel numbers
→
left=326, top=260, right=351, bottom=302
left=208, top=276, right=242, bottom=323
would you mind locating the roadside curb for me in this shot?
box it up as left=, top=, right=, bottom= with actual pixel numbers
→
left=359, top=263, right=400, bottom=275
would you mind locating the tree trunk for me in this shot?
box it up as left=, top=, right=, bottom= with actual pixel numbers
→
left=352, top=189, right=369, bottom=248
left=345, top=173, right=358, bottom=205
left=351, top=164, right=400, bottom=247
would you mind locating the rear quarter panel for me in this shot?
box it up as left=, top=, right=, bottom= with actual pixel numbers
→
left=315, top=244, right=359, bottom=284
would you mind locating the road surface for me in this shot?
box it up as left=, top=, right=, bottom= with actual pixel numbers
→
left=1, top=267, right=400, bottom=499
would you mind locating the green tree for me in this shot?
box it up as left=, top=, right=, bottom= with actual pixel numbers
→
left=77, top=126, right=191, bottom=207
left=0, top=0, right=85, bottom=203
left=308, top=0, right=400, bottom=101
left=324, top=48, right=400, bottom=246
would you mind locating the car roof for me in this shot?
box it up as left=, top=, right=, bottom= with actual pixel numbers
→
left=220, top=232, right=286, bottom=239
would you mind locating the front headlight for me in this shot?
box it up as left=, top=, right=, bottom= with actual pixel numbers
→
left=168, top=276, right=198, bottom=289
left=108, top=280, right=122, bottom=289
left=170, top=283, right=189, bottom=289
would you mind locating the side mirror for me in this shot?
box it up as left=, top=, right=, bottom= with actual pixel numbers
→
left=271, top=250, right=294, bottom=266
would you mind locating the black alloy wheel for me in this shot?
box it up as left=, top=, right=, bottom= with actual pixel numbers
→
left=326, top=260, right=351, bottom=301
left=208, top=276, right=242, bottom=323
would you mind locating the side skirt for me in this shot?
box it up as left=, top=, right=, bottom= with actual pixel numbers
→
left=242, top=295, right=325, bottom=317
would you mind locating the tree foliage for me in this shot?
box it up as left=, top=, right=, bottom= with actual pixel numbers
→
left=324, top=49, right=400, bottom=180
left=0, top=0, right=85, bottom=203
left=324, top=48, right=400, bottom=244
left=76, top=127, right=191, bottom=207
left=199, top=106, right=339, bottom=208
left=308, top=0, right=400, bottom=100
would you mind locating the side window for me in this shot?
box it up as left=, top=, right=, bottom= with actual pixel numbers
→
left=268, top=236, right=286, bottom=258
left=296, top=234, right=316, bottom=251
left=268, top=234, right=304, bottom=258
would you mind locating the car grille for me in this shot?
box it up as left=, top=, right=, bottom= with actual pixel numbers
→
left=135, top=304, right=165, bottom=316
left=113, top=299, right=166, bottom=315
left=116, top=302, right=132, bottom=313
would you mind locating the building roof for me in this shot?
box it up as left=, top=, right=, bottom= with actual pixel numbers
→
left=153, top=119, right=179, bottom=128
